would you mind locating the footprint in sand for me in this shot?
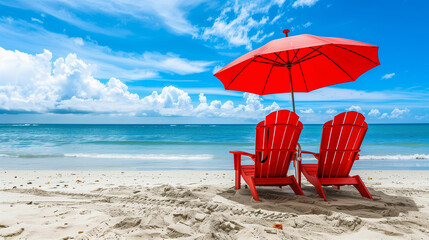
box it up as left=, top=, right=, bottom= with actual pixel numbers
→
left=0, top=225, right=25, bottom=238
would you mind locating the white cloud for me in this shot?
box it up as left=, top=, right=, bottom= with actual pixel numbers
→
left=287, top=17, right=295, bottom=23
left=0, top=47, right=278, bottom=119
left=382, top=73, right=396, bottom=79
left=0, top=0, right=203, bottom=36
left=141, top=52, right=214, bottom=75
left=270, top=14, right=283, bottom=24
left=379, top=108, right=410, bottom=119
left=379, top=113, right=389, bottom=119
left=131, top=86, right=242, bottom=96
left=346, top=105, right=363, bottom=113
left=368, top=109, right=381, bottom=117
left=265, top=87, right=426, bottom=102
left=194, top=93, right=280, bottom=118
left=0, top=18, right=214, bottom=81
left=200, top=1, right=283, bottom=49
left=198, top=93, right=207, bottom=103
left=30, top=17, right=43, bottom=24
left=292, top=0, right=320, bottom=8
left=299, top=108, right=314, bottom=114
left=326, top=109, right=337, bottom=115
left=302, top=21, right=312, bottom=28
left=212, top=65, right=223, bottom=74
left=140, top=86, right=193, bottom=116
left=415, top=115, right=427, bottom=121
left=266, top=87, right=402, bottom=101
left=177, top=87, right=241, bottom=96
left=389, top=108, right=410, bottom=119
left=72, top=37, right=84, bottom=46
left=290, top=21, right=313, bottom=31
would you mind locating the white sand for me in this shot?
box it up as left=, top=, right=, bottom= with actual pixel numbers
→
left=1, top=170, right=429, bottom=239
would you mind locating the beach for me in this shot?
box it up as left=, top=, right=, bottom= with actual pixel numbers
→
left=1, top=170, right=428, bottom=239
left=1, top=0, right=428, bottom=239
left=1, top=124, right=429, bottom=239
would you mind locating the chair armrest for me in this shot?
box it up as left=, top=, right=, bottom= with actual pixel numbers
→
left=301, top=151, right=320, bottom=160
left=229, top=151, right=256, bottom=160
left=230, top=151, right=255, bottom=170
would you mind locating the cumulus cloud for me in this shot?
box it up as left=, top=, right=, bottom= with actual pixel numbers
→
left=368, top=109, right=381, bottom=117
left=200, top=0, right=283, bottom=49
left=379, top=108, right=410, bottom=119
left=292, top=0, right=320, bottom=8
left=0, top=47, right=278, bottom=119
left=346, top=105, right=363, bottom=113
left=194, top=93, right=279, bottom=118
left=299, top=108, right=314, bottom=114
left=379, top=113, right=389, bottom=119
left=389, top=108, right=410, bottom=119
left=382, top=73, right=396, bottom=79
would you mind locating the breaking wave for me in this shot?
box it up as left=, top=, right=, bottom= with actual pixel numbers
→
left=64, top=153, right=214, bottom=160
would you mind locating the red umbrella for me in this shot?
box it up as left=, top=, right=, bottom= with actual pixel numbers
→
left=214, top=29, right=380, bottom=112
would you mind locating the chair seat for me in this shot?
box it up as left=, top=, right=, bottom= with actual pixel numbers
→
left=241, top=165, right=255, bottom=177
left=241, top=164, right=300, bottom=187
left=302, top=164, right=318, bottom=176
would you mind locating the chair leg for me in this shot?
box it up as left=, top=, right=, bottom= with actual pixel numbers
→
left=235, top=169, right=241, bottom=190
left=311, top=178, right=327, bottom=201
left=234, top=154, right=241, bottom=190
left=353, top=175, right=372, bottom=199
left=297, top=161, right=302, bottom=186
left=289, top=176, right=304, bottom=196
left=247, top=177, right=260, bottom=201
left=302, top=168, right=327, bottom=201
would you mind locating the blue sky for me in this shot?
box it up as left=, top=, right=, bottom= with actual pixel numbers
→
left=0, top=0, right=428, bottom=124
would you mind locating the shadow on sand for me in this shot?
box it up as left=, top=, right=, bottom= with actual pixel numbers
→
left=219, top=184, right=418, bottom=218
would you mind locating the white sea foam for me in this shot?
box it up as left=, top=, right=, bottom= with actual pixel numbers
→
left=359, top=154, right=429, bottom=160
left=64, top=153, right=214, bottom=160
left=1, top=153, right=428, bottom=161
left=301, top=154, right=429, bottom=161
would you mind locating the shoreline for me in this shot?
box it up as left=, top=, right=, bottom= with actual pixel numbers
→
left=1, top=170, right=429, bottom=239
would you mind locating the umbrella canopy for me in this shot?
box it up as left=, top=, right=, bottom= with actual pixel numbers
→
left=214, top=29, right=380, bottom=112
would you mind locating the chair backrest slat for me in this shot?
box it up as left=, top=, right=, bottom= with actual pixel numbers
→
left=255, top=110, right=303, bottom=178
left=318, top=111, right=367, bottom=178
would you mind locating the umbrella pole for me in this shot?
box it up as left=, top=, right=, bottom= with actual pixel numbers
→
left=287, top=66, right=296, bottom=113
left=288, top=65, right=300, bottom=186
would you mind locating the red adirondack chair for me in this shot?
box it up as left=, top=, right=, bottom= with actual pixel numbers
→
left=230, top=110, right=304, bottom=201
left=299, top=111, right=372, bottom=201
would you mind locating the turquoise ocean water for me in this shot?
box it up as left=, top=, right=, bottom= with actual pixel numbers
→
left=0, top=124, right=428, bottom=170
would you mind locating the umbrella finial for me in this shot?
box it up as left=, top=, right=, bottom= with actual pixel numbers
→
left=283, top=29, right=290, bottom=37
